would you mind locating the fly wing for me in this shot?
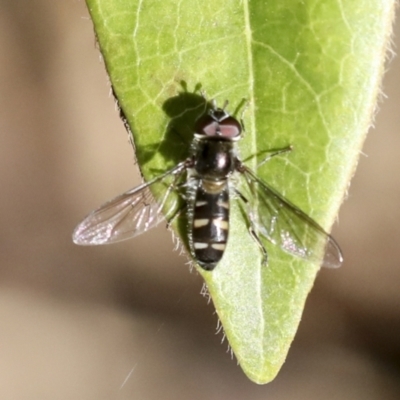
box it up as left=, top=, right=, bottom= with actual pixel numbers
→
left=240, top=166, right=343, bottom=268
left=73, top=163, right=187, bottom=245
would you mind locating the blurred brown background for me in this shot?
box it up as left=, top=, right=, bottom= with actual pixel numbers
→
left=1, top=1, right=399, bottom=399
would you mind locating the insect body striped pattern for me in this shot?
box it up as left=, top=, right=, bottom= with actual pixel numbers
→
left=191, top=183, right=230, bottom=270
left=73, top=102, right=343, bottom=271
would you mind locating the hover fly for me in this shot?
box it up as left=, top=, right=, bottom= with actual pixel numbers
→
left=73, top=102, right=343, bottom=271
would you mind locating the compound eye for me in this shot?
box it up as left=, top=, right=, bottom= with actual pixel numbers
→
left=195, top=115, right=219, bottom=136
left=195, top=113, right=243, bottom=138
left=218, top=116, right=242, bottom=138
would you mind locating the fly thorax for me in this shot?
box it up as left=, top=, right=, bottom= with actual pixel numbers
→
left=194, top=140, right=235, bottom=180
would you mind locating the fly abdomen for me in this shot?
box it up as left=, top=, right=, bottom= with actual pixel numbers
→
left=191, top=180, right=230, bottom=271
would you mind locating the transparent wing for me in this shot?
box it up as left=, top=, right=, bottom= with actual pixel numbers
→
left=73, top=162, right=187, bottom=245
left=240, top=166, right=343, bottom=268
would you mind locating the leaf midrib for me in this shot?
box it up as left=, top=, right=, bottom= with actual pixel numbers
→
left=242, top=0, right=266, bottom=365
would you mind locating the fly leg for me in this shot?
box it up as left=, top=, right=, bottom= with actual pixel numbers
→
left=234, top=187, right=269, bottom=266
left=249, top=228, right=268, bottom=266
left=257, top=145, right=293, bottom=168
left=239, top=145, right=293, bottom=166
left=158, top=164, right=190, bottom=228
left=166, top=203, right=187, bottom=229
left=166, top=172, right=198, bottom=229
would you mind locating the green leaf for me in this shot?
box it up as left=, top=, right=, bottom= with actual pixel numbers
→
left=85, top=0, right=395, bottom=384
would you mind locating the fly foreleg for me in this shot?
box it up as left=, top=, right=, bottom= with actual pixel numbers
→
left=257, top=145, right=293, bottom=168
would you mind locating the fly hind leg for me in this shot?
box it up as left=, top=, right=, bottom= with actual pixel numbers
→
left=249, top=228, right=269, bottom=266
left=234, top=187, right=269, bottom=266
